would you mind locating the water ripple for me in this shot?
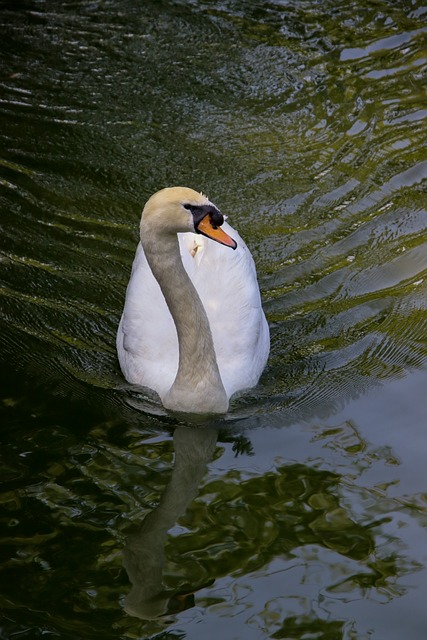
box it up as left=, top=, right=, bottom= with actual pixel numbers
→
left=0, top=0, right=426, bottom=425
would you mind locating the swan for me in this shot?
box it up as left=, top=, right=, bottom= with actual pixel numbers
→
left=116, top=187, right=269, bottom=414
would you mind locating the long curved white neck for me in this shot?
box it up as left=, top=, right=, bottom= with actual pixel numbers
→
left=142, top=232, right=228, bottom=413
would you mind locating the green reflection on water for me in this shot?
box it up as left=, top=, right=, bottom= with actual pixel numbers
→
left=1, top=0, right=427, bottom=638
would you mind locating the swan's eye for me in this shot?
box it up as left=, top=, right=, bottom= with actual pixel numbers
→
left=183, top=203, right=192, bottom=210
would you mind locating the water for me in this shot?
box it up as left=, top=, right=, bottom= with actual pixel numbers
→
left=1, top=0, right=426, bottom=638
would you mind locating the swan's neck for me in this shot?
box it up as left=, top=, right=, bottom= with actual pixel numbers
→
left=142, top=233, right=228, bottom=413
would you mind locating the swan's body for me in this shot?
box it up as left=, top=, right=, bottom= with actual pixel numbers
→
left=117, top=187, right=269, bottom=414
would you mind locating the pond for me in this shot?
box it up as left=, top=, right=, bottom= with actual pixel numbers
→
left=1, top=1, right=427, bottom=638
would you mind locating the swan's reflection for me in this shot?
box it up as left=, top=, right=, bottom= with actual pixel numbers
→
left=122, top=426, right=218, bottom=619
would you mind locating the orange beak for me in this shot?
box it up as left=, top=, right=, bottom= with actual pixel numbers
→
left=196, top=215, right=237, bottom=250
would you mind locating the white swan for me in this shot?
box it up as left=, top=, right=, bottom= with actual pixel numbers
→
left=117, top=187, right=269, bottom=414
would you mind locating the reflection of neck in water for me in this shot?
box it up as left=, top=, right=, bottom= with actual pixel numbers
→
left=123, top=426, right=218, bottom=619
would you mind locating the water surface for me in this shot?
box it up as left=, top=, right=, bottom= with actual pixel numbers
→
left=1, top=1, right=427, bottom=638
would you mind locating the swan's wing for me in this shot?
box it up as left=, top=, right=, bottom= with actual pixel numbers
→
left=117, top=243, right=178, bottom=397
left=180, top=223, right=269, bottom=397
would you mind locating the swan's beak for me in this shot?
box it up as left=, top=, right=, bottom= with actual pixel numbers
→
left=196, top=215, right=237, bottom=250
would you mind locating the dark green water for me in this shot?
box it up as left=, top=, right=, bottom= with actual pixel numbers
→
left=1, top=0, right=427, bottom=638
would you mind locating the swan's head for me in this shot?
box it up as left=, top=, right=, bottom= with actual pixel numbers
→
left=141, top=187, right=237, bottom=249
